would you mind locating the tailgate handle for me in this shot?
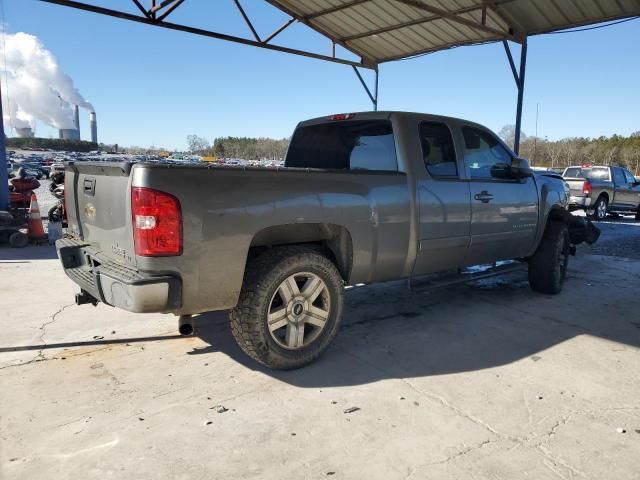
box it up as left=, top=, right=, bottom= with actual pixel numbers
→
left=83, top=178, right=96, bottom=196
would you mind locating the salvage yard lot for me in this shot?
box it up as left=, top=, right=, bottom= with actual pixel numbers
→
left=1, top=221, right=640, bottom=480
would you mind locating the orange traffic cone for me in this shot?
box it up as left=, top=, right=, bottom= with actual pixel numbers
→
left=27, top=193, right=47, bottom=242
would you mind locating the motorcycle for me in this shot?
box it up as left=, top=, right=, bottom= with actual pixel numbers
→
left=48, top=171, right=66, bottom=226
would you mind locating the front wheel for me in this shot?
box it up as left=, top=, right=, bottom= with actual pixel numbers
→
left=528, top=221, right=570, bottom=294
left=230, top=246, right=344, bottom=370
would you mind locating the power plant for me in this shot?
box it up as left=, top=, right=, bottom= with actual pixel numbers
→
left=56, top=104, right=98, bottom=142
left=3, top=32, right=96, bottom=146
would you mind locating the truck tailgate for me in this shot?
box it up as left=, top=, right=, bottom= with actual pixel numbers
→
left=564, top=177, right=586, bottom=198
left=65, top=162, right=136, bottom=267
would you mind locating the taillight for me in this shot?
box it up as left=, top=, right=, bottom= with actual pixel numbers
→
left=131, top=187, right=182, bottom=256
left=582, top=181, right=592, bottom=196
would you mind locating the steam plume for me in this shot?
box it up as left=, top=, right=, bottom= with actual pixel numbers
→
left=1, top=32, right=93, bottom=132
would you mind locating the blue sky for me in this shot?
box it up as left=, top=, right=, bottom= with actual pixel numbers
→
left=3, top=0, right=639, bottom=150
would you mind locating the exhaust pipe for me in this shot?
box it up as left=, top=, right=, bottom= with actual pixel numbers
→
left=178, top=315, right=194, bottom=336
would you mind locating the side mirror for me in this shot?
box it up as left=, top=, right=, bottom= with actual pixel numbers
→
left=511, top=157, right=533, bottom=179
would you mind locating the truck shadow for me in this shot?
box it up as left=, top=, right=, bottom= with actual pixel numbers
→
left=190, top=268, right=640, bottom=388
left=0, top=245, right=58, bottom=261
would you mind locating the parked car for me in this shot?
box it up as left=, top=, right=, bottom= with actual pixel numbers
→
left=56, top=111, right=599, bottom=369
left=50, top=163, right=66, bottom=175
left=562, top=165, right=640, bottom=220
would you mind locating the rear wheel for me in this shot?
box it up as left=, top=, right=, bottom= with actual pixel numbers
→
left=230, top=246, right=344, bottom=370
left=635, top=207, right=640, bottom=221
left=592, top=196, right=608, bottom=221
left=528, top=221, right=570, bottom=294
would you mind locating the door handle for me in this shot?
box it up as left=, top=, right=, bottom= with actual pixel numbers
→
left=474, top=191, right=494, bottom=203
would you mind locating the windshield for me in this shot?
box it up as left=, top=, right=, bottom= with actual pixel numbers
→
left=285, top=120, right=398, bottom=171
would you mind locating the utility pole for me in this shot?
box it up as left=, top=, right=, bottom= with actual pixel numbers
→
left=0, top=78, right=9, bottom=210
left=533, top=103, right=538, bottom=166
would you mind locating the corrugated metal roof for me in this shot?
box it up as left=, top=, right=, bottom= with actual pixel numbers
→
left=267, top=0, right=640, bottom=65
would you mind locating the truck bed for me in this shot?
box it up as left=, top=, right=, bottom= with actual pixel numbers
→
left=62, top=161, right=412, bottom=314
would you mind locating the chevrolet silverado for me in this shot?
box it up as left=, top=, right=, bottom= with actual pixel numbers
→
left=57, top=111, right=598, bottom=369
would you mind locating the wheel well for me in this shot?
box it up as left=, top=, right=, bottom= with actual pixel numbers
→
left=596, top=192, right=609, bottom=202
left=248, top=224, right=353, bottom=282
left=547, top=206, right=570, bottom=225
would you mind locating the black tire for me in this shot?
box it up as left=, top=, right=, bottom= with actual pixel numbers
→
left=9, top=231, right=28, bottom=248
left=528, top=221, right=570, bottom=294
left=592, top=196, right=608, bottom=221
left=230, top=246, right=344, bottom=370
left=635, top=207, right=640, bottom=221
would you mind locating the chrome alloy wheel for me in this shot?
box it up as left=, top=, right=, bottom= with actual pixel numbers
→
left=267, top=272, right=331, bottom=350
left=596, top=199, right=607, bottom=219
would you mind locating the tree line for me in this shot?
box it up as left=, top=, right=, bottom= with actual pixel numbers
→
left=499, top=126, right=640, bottom=174
left=187, top=134, right=289, bottom=160
left=6, top=137, right=98, bottom=152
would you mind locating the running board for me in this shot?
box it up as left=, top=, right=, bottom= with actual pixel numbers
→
left=409, top=261, right=527, bottom=293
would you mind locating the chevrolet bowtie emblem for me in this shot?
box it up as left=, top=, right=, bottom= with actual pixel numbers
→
left=84, top=203, right=96, bottom=220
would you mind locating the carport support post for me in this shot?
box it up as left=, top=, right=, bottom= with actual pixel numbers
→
left=374, top=69, right=379, bottom=111
left=0, top=80, right=8, bottom=210
left=352, top=65, right=379, bottom=111
left=513, top=37, right=527, bottom=156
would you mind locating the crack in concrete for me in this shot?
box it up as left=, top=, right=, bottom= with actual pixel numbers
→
left=428, top=439, right=495, bottom=466
left=0, top=302, right=74, bottom=370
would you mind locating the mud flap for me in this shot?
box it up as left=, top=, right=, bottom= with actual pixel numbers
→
left=568, top=215, right=600, bottom=246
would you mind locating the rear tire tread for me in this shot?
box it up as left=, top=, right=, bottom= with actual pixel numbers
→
left=230, top=246, right=344, bottom=370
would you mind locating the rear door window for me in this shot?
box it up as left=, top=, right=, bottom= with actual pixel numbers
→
left=285, top=120, right=398, bottom=171
left=420, top=122, right=458, bottom=178
left=612, top=168, right=626, bottom=185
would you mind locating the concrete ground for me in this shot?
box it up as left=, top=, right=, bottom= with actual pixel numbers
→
left=1, top=223, right=640, bottom=480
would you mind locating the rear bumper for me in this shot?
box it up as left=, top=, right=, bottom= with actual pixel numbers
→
left=569, top=195, right=591, bottom=209
left=56, top=237, right=181, bottom=313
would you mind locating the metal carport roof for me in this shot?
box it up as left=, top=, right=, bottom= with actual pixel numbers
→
left=267, top=0, right=640, bottom=65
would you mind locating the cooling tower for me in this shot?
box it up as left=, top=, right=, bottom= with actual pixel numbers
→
left=15, top=127, right=34, bottom=138
left=60, top=128, right=80, bottom=140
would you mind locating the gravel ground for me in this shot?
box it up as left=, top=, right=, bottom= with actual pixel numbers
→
left=578, top=216, right=640, bottom=260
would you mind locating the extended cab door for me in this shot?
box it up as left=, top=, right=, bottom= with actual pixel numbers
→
left=413, top=121, right=471, bottom=275
left=460, top=126, right=538, bottom=265
left=613, top=167, right=640, bottom=210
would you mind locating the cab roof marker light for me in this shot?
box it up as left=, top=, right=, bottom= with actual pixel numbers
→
left=327, top=113, right=356, bottom=121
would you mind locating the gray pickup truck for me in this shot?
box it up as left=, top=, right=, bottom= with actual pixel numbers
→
left=563, top=165, right=640, bottom=220
left=57, top=111, right=598, bottom=369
